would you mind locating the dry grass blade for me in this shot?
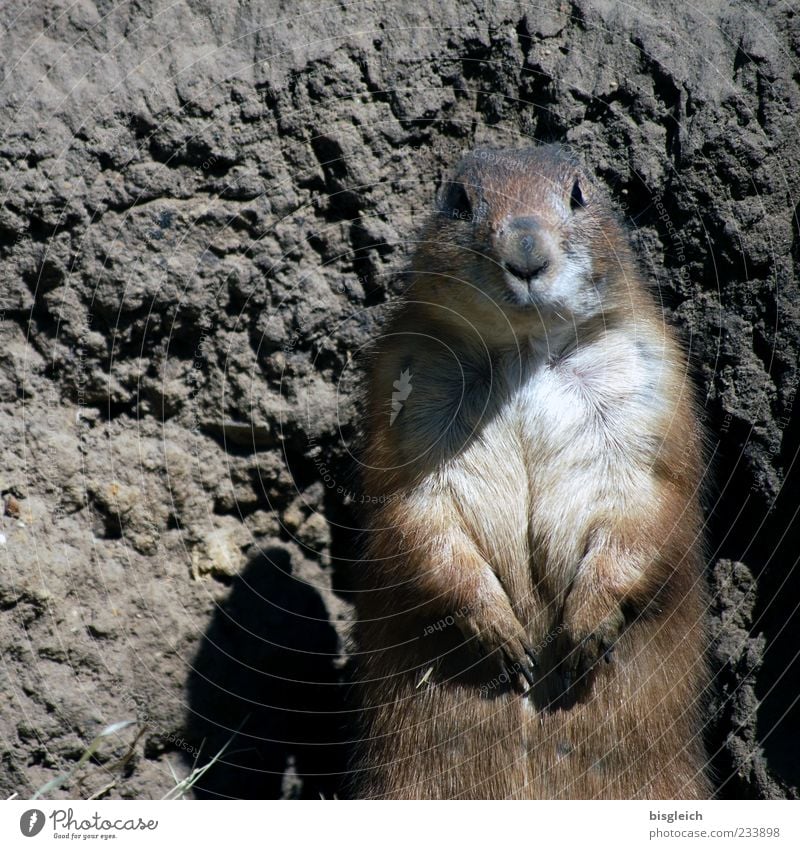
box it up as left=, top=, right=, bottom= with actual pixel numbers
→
left=162, top=718, right=247, bottom=800
left=32, top=720, right=137, bottom=800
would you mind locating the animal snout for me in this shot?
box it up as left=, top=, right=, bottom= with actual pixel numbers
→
left=498, top=216, right=554, bottom=281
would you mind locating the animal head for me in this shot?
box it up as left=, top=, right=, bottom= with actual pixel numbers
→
left=415, top=145, right=627, bottom=329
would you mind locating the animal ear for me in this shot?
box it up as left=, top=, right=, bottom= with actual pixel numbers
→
left=570, top=178, right=585, bottom=212
left=439, top=181, right=473, bottom=218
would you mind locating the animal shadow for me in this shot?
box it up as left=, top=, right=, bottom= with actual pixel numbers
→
left=183, top=545, right=353, bottom=798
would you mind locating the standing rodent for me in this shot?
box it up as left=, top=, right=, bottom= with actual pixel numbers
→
left=350, top=145, right=711, bottom=799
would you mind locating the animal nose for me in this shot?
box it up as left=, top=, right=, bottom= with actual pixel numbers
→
left=500, top=216, right=551, bottom=280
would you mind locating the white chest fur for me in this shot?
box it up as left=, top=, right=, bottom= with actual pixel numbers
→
left=507, top=329, right=670, bottom=583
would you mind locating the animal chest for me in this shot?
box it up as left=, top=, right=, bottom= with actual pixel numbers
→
left=434, top=331, right=667, bottom=584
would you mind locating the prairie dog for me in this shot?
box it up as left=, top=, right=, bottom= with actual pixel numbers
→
left=350, top=145, right=710, bottom=799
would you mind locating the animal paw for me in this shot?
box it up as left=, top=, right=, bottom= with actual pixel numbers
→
left=458, top=603, right=538, bottom=694
left=557, top=595, right=624, bottom=696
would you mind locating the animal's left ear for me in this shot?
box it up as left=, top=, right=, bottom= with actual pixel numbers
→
left=570, top=178, right=586, bottom=212
left=438, top=180, right=473, bottom=219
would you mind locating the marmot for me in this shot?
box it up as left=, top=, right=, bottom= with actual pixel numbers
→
left=349, top=145, right=711, bottom=799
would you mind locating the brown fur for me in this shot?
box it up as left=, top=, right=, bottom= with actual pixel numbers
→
left=348, top=146, right=711, bottom=799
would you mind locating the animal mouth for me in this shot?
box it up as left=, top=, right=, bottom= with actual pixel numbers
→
left=501, top=275, right=547, bottom=311
left=502, top=260, right=550, bottom=283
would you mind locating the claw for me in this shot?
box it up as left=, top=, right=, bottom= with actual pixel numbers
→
left=518, top=659, right=536, bottom=689
left=520, top=645, right=539, bottom=687
left=501, top=648, right=537, bottom=694
left=524, top=646, right=539, bottom=668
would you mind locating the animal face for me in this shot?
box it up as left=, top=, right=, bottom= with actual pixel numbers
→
left=423, top=146, right=612, bottom=324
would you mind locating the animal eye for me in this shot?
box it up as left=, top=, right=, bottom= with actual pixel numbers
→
left=570, top=179, right=585, bottom=212
left=441, top=181, right=472, bottom=219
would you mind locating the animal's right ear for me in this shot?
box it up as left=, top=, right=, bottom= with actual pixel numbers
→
left=438, top=180, right=473, bottom=219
